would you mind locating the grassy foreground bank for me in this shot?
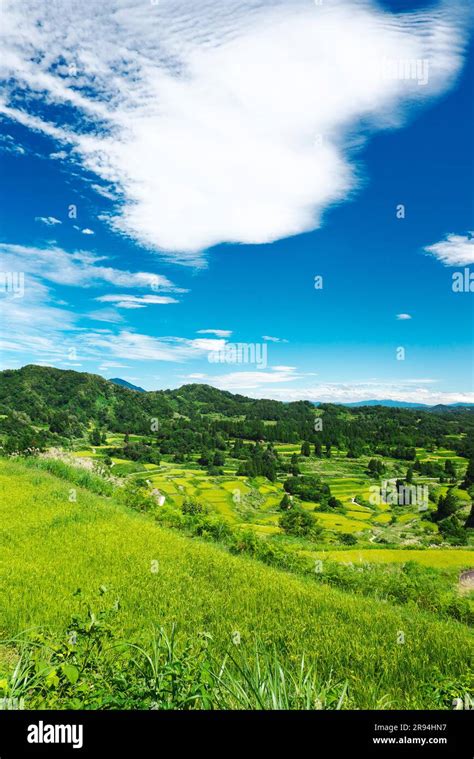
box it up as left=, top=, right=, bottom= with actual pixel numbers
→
left=0, top=459, right=472, bottom=709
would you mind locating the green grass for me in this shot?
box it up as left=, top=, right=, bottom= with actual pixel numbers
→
left=307, top=548, right=474, bottom=570
left=0, top=458, right=473, bottom=709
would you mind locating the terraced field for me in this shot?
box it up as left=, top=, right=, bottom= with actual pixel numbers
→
left=69, top=441, right=469, bottom=545
left=1, top=458, right=472, bottom=710
left=306, top=548, right=474, bottom=570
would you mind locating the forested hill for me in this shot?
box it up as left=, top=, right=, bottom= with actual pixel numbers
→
left=0, top=365, right=473, bottom=460
left=0, top=364, right=313, bottom=426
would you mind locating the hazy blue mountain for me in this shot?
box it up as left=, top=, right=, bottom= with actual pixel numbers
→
left=109, top=378, right=146, bottom=393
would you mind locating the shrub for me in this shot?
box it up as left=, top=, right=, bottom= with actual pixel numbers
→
left=181, top=499, right=204, bottom=516
left=279, top=506, right=321, bottom=539
left=340, top=533, right=357, bottom=546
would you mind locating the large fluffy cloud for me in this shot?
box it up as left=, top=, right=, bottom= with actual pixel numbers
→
left=0, top=0, right=468, bottom=261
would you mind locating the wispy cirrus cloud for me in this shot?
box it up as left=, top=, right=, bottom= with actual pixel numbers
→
left=0, top=133, right=26, bottom=155
left=262, top=335, right=288, bottom=343
left=264, top=382, right=474, bottom=405
left=98, top=361, right=130, bottom=370
left=96, top=294, right=179, bottom=308
left=35, top=216, right=62, bottom=226
left=187, top=373, right=473, bottom=404
left=0, top=0, right=468, bottom=262
left=0, top=242, right=187, bottom=360
left=0, top=273, right=227, bottom=366
left=183, top=366, right=301, bottom=390
left=425, top=232, right=474, bottom=266
left=82, top=331, right=228, bottom=363
left=86, top=308, right=124, bottom=324
left=0, top=278, right=79, bottom=364
left=197, top=329, right=233, bottom=338
left=0, top=243, right=183, bottom=291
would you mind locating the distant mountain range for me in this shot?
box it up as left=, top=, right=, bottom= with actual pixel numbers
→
left=107, top=378, right=473, bottom=409
left=342, top=400, right=426, bottom=408
left=330, top=400, right=474, bottom=409
left=109, top=377, right=145, bottom=393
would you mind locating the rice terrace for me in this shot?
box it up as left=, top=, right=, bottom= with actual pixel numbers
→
left=0, top=365, right=472, bottom=711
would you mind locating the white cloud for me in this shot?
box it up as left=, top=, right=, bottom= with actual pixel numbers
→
left=193, top=338, right=228, bottom=353
left=98, top=361, right=130, bottom=370
left=86, top=308, right=124, bottom=324
left=0, top=277, right=80, bottom=364
left=199, top=375, right=474, bottom=404
left=81, top=228, right=95, bottom=235
left=0, top=272, right=230, bottom=366
left=0, top=242, right=187, bottom=361
left=0, top=243, right=182, bottom=292
left=425, top=232, right=474, bottom=266
left=35, top=216, right=61, bottom=226
left=262, top=335, right=288, bottom=343
left=0, top=0, right=467, bottom=260
left=91, top=183, right=117, bottom=200
left=396, top=313, right=412, bottom=320
left=49, top=150, right=67, bottom=160
left=0, top=133, right=26, bottom=155
left=197, top=329, right=232, bottom=337
left=82, top=332, right=228, bottom=362
left=96, top=294, right=179, bottom=308
left=196, top=366, right=302, bottom=390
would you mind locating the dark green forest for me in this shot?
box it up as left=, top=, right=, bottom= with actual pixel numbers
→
left=1, top=365, right=473, bottom=461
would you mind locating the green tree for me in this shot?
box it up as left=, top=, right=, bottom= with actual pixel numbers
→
left=367, top=459, right=378, bottom=476
left=461, top=457, right=474, bottom=490
left=438, top=515, right=468, bottom=545
left=89, top=427, right=102, bottom=446
left=290, top=453, right=300, bottom=475
left=340, top=533, right=357, bottom=546
left=198, top=450, right=212, bottom=466
left=444, top=459, right=456, bottom=478
left=279, top=506, right=321, bottom=538
left=433, top=488, right=459, bottom=521
left=213, top=451, right=225, bottom=467
left=301, top=441, right=311, bottom=457
left=464, top=504, right=474, bottom=529
left=279, top=493, right=292, bottom=510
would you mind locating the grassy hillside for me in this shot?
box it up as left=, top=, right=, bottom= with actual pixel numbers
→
left=0, top=458, right=472, bottom=709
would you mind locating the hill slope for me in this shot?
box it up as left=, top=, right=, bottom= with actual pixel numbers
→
left=0, top=457, right=471, bottom=709
left=0, top=364, right=314, bottom=425
left=0, top=366, right=473, bottom=456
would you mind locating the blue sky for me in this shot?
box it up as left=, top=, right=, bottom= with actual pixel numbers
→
left=0, top=0, right=473, bottom=403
